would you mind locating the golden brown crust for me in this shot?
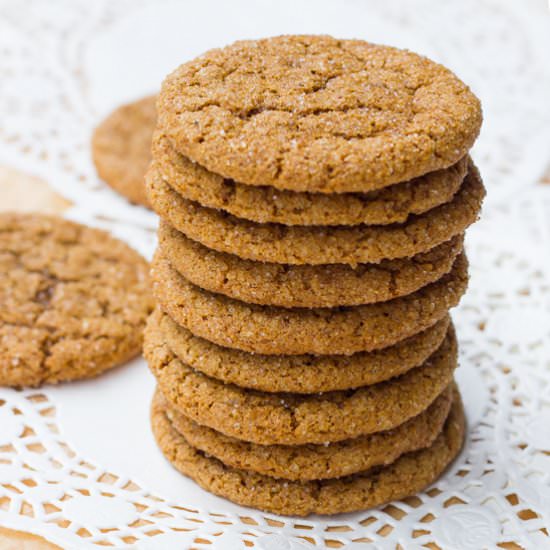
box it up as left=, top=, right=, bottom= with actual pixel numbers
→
left=146, top=162, right=484, bottom=265
left=157, top=384, right=453, bottom=480
left=153, top=132, right=468, bottom=226
left=151, top=253, right=468, bottom=355
left=0, top=212, right=154, bottom=387
left=157, top=308, right=450, bottom=393
left=157, top=35, right=481, bottom=193
left=150, top=386, right=465, bottom=515
left=145, top=320, right=458, bottom=445
left=159, top=223, right=464, bottom=307
left=92, top=95, right=155, bottom=207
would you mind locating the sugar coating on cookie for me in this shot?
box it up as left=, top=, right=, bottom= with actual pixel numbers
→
left=153, top=132, right=469, bottom=226
left=145, top=321, right=457, bottom=445
left=151, top=387, right=465, bottom=516
left=158, top=35, right=482, bottom=193
left=92, top=95, right=156, bottom=207
left=0, top=212, right=154, bottom=387
left=146, top=162, right=484, bottom=265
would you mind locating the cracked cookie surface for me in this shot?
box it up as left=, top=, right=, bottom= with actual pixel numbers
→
left=157, top=308, right=449, bottom=393
left=146, top=162, right=484, bottom=265
left=153, top=132, right=468, bottom=226
left=151, top=253, right=468, bottom=355
left=157, top=383, right=453, bottom=481
left=157, top=35, right=481, bottom=193
left=0, top=212, right=154, bottom=387
left=151, top=384, right=464, bottom=515
left=158, top=222, right=463, bottom=307
left=92, top=95, right=156, bottom=207
left=145, top=319, right=457, bottom=445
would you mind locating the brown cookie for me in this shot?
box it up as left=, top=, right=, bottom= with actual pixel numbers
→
left=157, top=35, right=481, bottom=193
left=157, top=308, right=450, bottom=393
left=153, top=132, right=468, bottom=226
left=145, top=321, right=457, bottom=445
left=157, top=383, right=453, bottom=480
left=0, top=213, right=154, bottom=387
left=151, top=253, right=468, bottom=355
left=151, top=386, right=465, bottom=515
left=92, top=95, right=156, bottom=207
left=146, top=161, right=484, bottom=265
left=158, top=223, right=464, bottom=307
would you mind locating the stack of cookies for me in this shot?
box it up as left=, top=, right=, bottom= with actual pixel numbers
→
left=144, top=35, right=485, bottom=516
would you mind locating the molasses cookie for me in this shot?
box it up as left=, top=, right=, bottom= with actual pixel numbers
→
left=151, top=386, right=465, bottom=515
left=157, top=35, right=481, bottom=193
left=156, top=308, right=450, bottom=393
left=157, top=383, right=453, bottom=480
left=151, top=253, right=468, bottom=355
left=153, top=132, right=468, bottom=226
left=158, top=223, right=463, bottom=307
left=92, top=95, right=156, bottom=207
left=0, top=212, right=153, bottom=387
left=146, top=162, right=484, bottom=265
left=145, top=321, right=457, bottom=445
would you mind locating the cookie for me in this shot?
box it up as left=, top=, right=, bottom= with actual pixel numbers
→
left=0, top=213, right=154, bottom=387
left=159, top=222, right=463, bottom=307
left=157, top=308, right=450, bottom=393
left=151, top=386, right=465, bottom=515
left=157, top=383, right=453, bottom=481
left=146, top=161, right=484, bottom=265
left=151, top=253, right=468, bottom=355
left=157, top=35, right=482, bottom=194
left=92, top=95, right=156, bottom=207
left=153, top=132, right=468, bottom=226
left=145, top=322, right=457, bottom=445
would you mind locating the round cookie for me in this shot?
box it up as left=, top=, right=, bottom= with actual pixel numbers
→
left=157, top=35, right=482, bottom=193
left=157, top=308, right=450, bottom=393
left=0, top=212, right=154, bottom=387
left=144, top=321, right=457, bottom=445
left=146, top=162, right=484, bottom=265
left=151, top=387, right=465, bottom=516
left=157, top=384, right=454, bottom=481
left=153, top=132, right=469, bottom=226
left=159, top=223, right=464, bottom=307
left=151, top=253, right=468, bottom=355
left=92, top=95, right=156, bottom=207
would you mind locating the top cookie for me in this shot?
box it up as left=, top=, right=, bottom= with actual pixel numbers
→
left=158, top=35, right=482, bottom=193
left=0, top=212, right=153, bottom=387
left=92, top=95, right=156, bottom=207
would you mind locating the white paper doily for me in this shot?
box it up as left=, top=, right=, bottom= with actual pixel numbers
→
left=1, top=0, right=550, bottom=548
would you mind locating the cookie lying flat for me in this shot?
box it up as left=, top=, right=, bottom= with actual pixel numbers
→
left=156, top=308, right=450, bottom=393
left=157, top=35, right=481, bottom=194
left=151, top=386, right=465, bottom=516
left=153, top=132, right=468, bottom=226
left=0, top=213, right=153, bottom=387
left=157, top=384, right=453, bottom=481
left=146, top=162, right=484, bottom=265
left=92, top=95, right=156, bottom=207
left=159, top=222, right=463, bottom=307
left=145, top=322, right=457, bottom=445
left=151, top=253, right=468, bottom=355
